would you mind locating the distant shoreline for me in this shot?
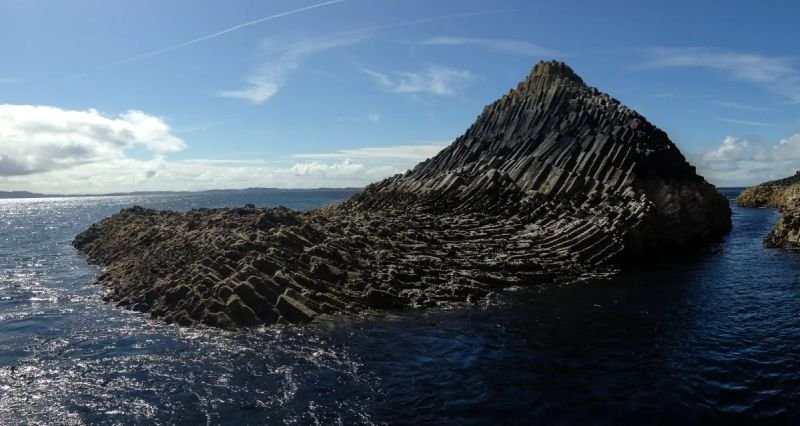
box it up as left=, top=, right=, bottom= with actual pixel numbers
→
left=0, top=187, right=362, bottom=200
left=0, top=186, right=747, bottom=200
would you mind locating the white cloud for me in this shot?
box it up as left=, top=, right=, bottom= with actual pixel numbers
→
left=221, top=34, right=361, bottom=104
left=0, top=157, right=406, bottom=194
left=219, top=65, right=284, bottom=104
left=0, top=105, right=185, bottom=176
left=289, top=159, right=366, bottom=176
left=642, top=48, right=800, bottom=102
left=291, top=143, right=447, bottom=160
left=694, top=133, right=800, bottom=186
left=422, top=36, right=563, bottom=57
left=774, top=133, right=800, bottom=159
left=702, top=136, right=749, bottom=162
left=367, top=112, right=381, bottom=123
left=0, top=106, right=443, bottom=193
left=362, top=66, right=474, bottom=96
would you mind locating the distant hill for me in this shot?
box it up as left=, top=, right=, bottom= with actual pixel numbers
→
left=0, top=187, right=362, bottom=200
left=0, top=191, right=51, bottom=199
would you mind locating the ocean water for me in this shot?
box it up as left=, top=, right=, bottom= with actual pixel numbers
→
left=0, top=188, right=799, bottom=425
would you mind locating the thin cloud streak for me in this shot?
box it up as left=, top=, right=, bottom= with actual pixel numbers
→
left=362, top=67, right=475, bottom=96
left=291, top=143, right=448, bottom=160
left=422, top=36, right=564, bottom=57
left=78, top=0, right=350, bottom=75
left=350, top=9, right=515, bottom=35
left=91, top=4, right=510, bottom=77
left=221, top=8, right=514, bottom=104
left=716, top=116, right=789, bottom=128
left=641, top=47, right=800, bottom=102
left=220, top=34, right=362, bottom=103
left=711, top=100, right=763, bottom=111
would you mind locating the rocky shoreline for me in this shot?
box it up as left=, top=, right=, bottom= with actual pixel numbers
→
left=74, top=204, right=598, bottom=328
left=737, top=171, right=800, bottom=249
left=74, top=61, right=731, bottom=328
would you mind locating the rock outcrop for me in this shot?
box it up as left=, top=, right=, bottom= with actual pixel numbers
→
left=74, top=61, right=731, bottom=328
left=737, top=171, right=800, bottom=249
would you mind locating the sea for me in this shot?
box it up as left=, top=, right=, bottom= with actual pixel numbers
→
left=0, top=188, right=798, bottom=425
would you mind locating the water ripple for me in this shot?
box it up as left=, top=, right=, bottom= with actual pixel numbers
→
left=0, top=189, right=799, bottom=424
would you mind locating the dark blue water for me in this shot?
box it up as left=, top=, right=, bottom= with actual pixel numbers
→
left=1, top=188, right=799, bottom=425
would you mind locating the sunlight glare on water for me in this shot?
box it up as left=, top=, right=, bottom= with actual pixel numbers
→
left=0, top=189, right=799, bottom=424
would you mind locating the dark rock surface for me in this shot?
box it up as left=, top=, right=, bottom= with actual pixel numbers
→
left=74, top=61, right=731, bottom=328
left=737, top=171, right=800, bottom=249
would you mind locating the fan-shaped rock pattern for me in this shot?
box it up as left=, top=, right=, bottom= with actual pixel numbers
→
left=737, top=171, right=800, bottom=249
left=74, top=61, right=731, bottom=328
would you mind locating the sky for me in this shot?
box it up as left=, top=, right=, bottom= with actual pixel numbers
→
left=0, top=0, right=798, bottom=193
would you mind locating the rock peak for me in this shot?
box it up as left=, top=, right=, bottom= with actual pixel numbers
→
left=348, top=59, right=730, bottom=260
left=526, top=60, right=585, bottom=86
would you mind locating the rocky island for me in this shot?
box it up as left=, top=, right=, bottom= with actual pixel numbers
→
left=73, top=61, right=732, bottom=328
left=737, top=171, right=800, bottom=249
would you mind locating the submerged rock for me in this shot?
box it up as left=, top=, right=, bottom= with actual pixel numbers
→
left=74, top=61, right=731, bottom=328
left=737, top=171, right=800, bottom=249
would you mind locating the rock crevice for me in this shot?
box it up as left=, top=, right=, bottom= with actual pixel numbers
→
left=74, top=61, right=731, bottom=328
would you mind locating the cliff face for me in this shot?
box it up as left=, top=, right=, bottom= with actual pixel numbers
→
left=737, top=172, right=800, bottom=249
left=74, top=61, right=731, bottom=328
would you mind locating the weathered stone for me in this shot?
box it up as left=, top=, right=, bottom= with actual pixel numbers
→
left=165, top=285, right=191, bottom=304
left=202, top=310, right=233, bottom=329
left=275, top=294, right=317, bottom=323
left=234, top=282, right=277, bottom=322
left=363, top=286, right=404, bottom=309
left=226, top=295, right=259, bottom=326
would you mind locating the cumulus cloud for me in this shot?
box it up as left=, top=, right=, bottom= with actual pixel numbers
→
left=288, top=159, right=365, bottom=176
left=0, top=108, right=437, bottom=193
left=702, top=136, right=749, bottom=162
left=694, top=133, right=800, bottom=186
left=0, top=157, right=405, bottom=194
left=642, top=48, right=800, bottom=102
left=422, top=36, right=564, bottom=57
left=220, top=34, right=361, bottom=104
left=362, top=66, right=474, bottom=96
left=0, top=105, right=185, bottom=176
left=774, top=133, right=800, bottom=159
left=367, top=112, right=380, bottom=123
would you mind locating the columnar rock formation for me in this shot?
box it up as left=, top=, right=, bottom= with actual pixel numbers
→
left=737, top=171, right=800, bottom=249
left=345, top=61, right=731, bottom=257
left=74, top=61, right=731, bottom=328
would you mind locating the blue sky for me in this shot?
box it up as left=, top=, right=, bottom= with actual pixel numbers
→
left=0, top=0, right=798, bottom=193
